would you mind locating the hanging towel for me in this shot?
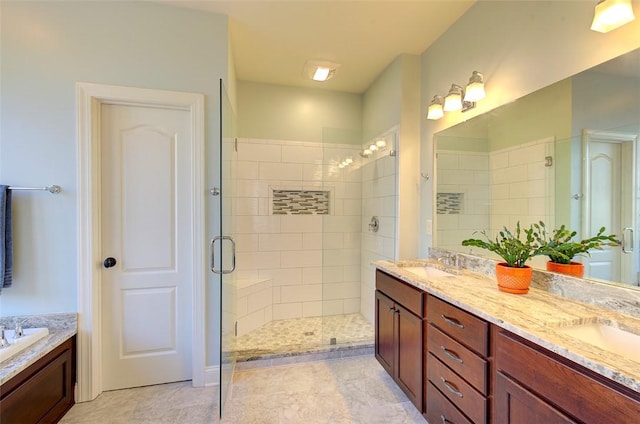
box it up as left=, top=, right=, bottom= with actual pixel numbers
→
left=0, top=185, right=13, bottom=292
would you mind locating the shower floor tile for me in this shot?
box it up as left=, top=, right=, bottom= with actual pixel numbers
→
left=235, top=313, right=374, bottom=360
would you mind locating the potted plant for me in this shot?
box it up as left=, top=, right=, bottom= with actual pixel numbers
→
left=462, top=222, right=545, bottom=294
left=531, top=221, right=620, bottom=278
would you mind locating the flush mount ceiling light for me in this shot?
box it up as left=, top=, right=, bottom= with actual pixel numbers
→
left=591, top=0, right=635, bottom=32
left=303, top=60, right=341, bottom=82
left=426, top=95, right=444, bottom=120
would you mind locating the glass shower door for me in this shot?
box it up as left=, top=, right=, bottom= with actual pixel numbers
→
left=218, top=80, right=237, bottom=417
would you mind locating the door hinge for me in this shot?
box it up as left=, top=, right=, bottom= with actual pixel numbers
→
left=545, top=156, right=553, bottom=167
left=234, top=321, right=238, bottom=337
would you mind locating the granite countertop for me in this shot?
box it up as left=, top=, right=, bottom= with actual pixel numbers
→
left=374, top=259, right=640, bottom=394
left=0, top=313, right=77, bottom=386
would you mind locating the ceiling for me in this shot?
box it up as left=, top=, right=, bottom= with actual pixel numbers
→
left=159, top=1, right=475, bottom=94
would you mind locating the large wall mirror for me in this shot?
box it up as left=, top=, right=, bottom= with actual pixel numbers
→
left=435, top=47, right=640, bottom=288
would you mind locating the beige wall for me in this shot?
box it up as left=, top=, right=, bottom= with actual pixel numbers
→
left=237, top=81, right=362, bottom=143
left=362, top=54, right=421, bottom=259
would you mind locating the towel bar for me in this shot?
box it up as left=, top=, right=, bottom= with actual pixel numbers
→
left=7, top=185, right=61, bottom=194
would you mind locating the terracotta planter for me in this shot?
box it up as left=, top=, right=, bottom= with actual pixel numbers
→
left=495, top=263, right=532, bottom=294
left=546, top=261, right=584, bottom=278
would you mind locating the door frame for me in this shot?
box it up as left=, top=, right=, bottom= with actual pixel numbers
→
left=76, top=82, right=205, bottom=402
left=582, top=129, right=638, bottom=283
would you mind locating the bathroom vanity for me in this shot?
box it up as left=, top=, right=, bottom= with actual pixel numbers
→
left=0, top=314, right=77, bottom=424
left=374, top=261, right=640, bottom=424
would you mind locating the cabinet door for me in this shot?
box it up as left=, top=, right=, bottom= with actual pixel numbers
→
left=495, top=372, right=577, bottom=424
left=375, top=290, right=395, bottom=375
left=0, top=337, right=76, bottom=424
left=396, top=302, right=423, bottom=410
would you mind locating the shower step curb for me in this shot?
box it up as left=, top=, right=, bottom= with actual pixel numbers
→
left=234, top=343, right=374, bottom=370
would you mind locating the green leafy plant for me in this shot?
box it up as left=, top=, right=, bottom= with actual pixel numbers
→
left=461, top=222, right=546, bottom=268
left=531, top=221, right=620, bottom=264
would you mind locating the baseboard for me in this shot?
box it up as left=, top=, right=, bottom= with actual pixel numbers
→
left=205, top=365, right=220, bottom=386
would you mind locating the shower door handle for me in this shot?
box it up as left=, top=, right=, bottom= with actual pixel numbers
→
left=622, top=227, right=634, bottom=254
left=210, top=236, right=236, bottom=274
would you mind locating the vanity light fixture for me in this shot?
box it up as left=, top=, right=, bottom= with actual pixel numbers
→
left=591, top=0, right=635, bottom=33
left=464, top=71, right=486, bottom=102
left=427, top=71, right=485, bottom=120
left=444, top=84, right=464, bottom=112
left=303, top=60, right=341, bottom=82
left=426, top=95, right=445, bottom=120
left=360, top=135, right=391, bottom=158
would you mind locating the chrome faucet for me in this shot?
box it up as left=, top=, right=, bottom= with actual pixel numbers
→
left=0, top=325, right=10, bottom=349
left=13, top=321, right=24, bottom=339
left=438, top=253, right=460, bottom=270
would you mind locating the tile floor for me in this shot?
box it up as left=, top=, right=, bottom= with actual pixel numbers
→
left=60, top=380, right=218, bottom=424
left=61, top=355, right=426, bottom=424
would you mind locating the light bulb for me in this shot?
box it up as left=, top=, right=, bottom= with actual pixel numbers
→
left=375, top=139, right=386, bottom=148
left=369, top=144, right=378, bottom=152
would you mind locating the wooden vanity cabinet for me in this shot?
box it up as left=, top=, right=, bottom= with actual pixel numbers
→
left=0, top=336, right=76, bottom=424
left=375, top=270, right=425, bottom=411
left=425, top=295, right=491, bottom=424
left=495, top=328, right=640, bottom=424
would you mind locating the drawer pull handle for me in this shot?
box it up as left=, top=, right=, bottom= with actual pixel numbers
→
left=441, top=346, right=464, bottom=363
left=441, top=314, right=465, bottom=329
left=440, top=415, right=453, bottom=424
left=440, top=377, right=463, bottom=398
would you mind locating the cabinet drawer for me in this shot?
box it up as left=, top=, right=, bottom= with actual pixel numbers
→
left=428, top=353, right=487, bottom=424
left=427, top=323, right=488, bottom=395
left=376, top=270, right=424, bottom=317
left=427, top=295, right=488, bottom=356
left=496, top=330, right=640, bottom=424
left=426, top=381, right=473, bottom=424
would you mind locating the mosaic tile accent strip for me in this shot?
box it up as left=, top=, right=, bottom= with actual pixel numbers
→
left=437, top=192, right=463, bottom=214
left=272, top=189, right=330, bottom=215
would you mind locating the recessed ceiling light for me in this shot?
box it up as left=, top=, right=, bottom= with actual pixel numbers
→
left=303, top=60, right=340, bottom=82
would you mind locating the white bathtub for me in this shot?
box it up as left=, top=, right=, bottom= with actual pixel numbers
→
left=0, top=327, right=50, bottom=362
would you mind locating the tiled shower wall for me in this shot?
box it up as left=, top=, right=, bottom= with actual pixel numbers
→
left=359, top=141, right=398, bottom=323
left=436, top=150, right=490, bottom=251
left=489, top=137, right=555, bottom=234
left=230, top=138, right=362, bottom=333
left=436, top=137, right=555, bottom=260
left=489, top=137, right=555, bottom=269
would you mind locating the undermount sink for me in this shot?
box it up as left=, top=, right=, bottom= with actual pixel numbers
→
left=0, top=327, right=50, bottom=363
left=401, top=266, right=456, bottom=279
left=555, top=321, right=640, bottom=360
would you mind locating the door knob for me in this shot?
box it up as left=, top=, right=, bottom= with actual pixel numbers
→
left=103, top=257, right=117, bottom=268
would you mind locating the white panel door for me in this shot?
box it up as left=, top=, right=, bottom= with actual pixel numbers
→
left=584, top=140, right=621, bottom=281
left=583, top=130, right=638, bottom=284
left=101, top=103, right=192, bottom=391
